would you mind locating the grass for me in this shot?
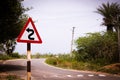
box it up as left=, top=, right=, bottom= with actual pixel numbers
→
left=31, top=53, right=55, bottom=59
left=0, top=52, right=21, bottom=60
left=46, top=57, right=120, bottom=75
left=0, top=73, right=24, bottom=80
left=46, top=57, right=101, bottom=70
left=0, top=54, right=12, bottom=60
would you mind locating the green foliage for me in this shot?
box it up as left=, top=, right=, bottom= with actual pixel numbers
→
left=58, top=54, right=74, bottom=62
left=46, top=54, right=120, bottom=74
left=46, top=57, right=58, bottom=65
left=0, top=0, right=27, bottom=43
left=20, top=55, right=26, bottom=59
left=9, top=52, right=20, bottom=58
left=0, top=0, right=28, bottom=55
left=71, top=61, right=100, bottom=71
left=6, top=75, right=17, bottom=80
left=0, top=54, right=11, bottom=60
left=73, top=50, right=89, bottom=62
left=96, top=2, right=120, bottom=32
left=75, top=32, right=118, bottom=64
left=0, top=52, right=21, bottom=60
left=6, top=75, right=23, bottom=80
left=32, top=53, right=55, bottom=58
left=46, top=54, right=101, bottom=71
left=0, top=74, right=23, bottom=80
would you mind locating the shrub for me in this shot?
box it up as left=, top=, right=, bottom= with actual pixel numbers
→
left=75, top=32, right=118, bottom=64
left=6, top=75, right=17, bottom=80
left=20, top=55, right=26, bottom=59
left=46, top=57, right=58, bottom=65
left=0, top=54, right=11, bottom=60
left=10, top=52, right=20, bottom=58
left=0, top=52, right=21, bottom=60
left=58, top=54, right=74, bottom=62
left=6, top=74, right=23, bottom=80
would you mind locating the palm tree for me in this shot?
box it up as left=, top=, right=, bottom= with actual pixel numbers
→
left=97, top=2, right=120, bottom=62
left=96, top=2, right=120, bottom=32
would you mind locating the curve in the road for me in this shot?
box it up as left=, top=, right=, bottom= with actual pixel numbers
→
left=31, top=59, right=120, bottom=80
left=0, top=59, right=120, bottom=80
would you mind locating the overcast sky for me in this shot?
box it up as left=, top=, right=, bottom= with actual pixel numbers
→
left=15, top=0, right=120, bottom=54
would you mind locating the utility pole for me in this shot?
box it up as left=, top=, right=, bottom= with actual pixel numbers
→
left=71, top=27, right=75, bottom=54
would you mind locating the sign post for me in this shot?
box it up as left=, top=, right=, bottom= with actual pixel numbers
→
left=17, top=17, right=42, bottom=80
left=27, top=43, right=31, bottom=80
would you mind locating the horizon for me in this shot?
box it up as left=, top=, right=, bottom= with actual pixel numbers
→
left=15, top=0, right=120, bottom=54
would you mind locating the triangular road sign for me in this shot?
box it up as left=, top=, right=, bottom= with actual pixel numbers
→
left=17, top=17, right=42, bottom=43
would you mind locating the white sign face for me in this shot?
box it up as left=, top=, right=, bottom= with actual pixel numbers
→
left=17, top=17, right=42, bottom=43
left=20, top=22, right=39, bottom=41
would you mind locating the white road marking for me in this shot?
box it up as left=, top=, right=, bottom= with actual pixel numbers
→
left=88, top=74, right=94, bottom=77
left=67, top=75, right=72, bottom=77
left=98, top=74, right=106, bottom=77
left=77, top=74, right=84, bottom=77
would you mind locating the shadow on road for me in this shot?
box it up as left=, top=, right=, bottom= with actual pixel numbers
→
left=0, top=64, right=26, bottom=72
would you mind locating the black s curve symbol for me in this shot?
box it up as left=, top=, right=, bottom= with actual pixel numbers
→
left=26, top=28, right=35, bottom=40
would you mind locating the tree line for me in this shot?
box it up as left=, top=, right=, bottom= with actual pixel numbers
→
left=0, top=0, right=28, bottom=55
left=0, top=1, right=120, bottom=64
left=75, top=2, right=120, bottom=63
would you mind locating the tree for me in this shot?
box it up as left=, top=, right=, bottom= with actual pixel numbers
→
left=75, top=32, right=118, bottom=63
left=96, top=2, right=120, bottom=32
left=3, top=39, right=16, bottom=55
left=0, top=0, right=27, bottom=43
left=0, top=0, right=28, bottom=54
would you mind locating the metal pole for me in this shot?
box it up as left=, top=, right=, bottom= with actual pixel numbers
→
left=71, top=27, right=75, bottom=53
left=27, top=43, right=31, bottom=80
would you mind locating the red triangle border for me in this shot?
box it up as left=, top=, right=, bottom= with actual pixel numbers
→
left=17, top=17, right=42, bottom=43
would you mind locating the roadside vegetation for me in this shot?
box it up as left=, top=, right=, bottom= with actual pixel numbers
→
left=46, top=32, right=120, bottom=75
left=0, top=1, right=120, bottom=79
left=0, top=52, right=21, bottom=60
left=46, top=2, right=120, bottom=75
left=0, top=52, right=56, bottom=60
left=31, top=53, right=55, bottom=59
left=0, top=73, right=24, bottom=80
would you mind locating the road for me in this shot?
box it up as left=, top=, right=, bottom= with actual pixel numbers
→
left=0, top=59, right=120, bottom=80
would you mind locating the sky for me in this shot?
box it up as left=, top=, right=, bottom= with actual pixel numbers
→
left=15, top=0, right=120, bottom=54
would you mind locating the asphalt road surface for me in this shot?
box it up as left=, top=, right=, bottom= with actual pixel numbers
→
left=0, top=59, right=120, bottom=80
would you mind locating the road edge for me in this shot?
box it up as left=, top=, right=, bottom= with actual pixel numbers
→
left=43, top=58, right=120, bottom=77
